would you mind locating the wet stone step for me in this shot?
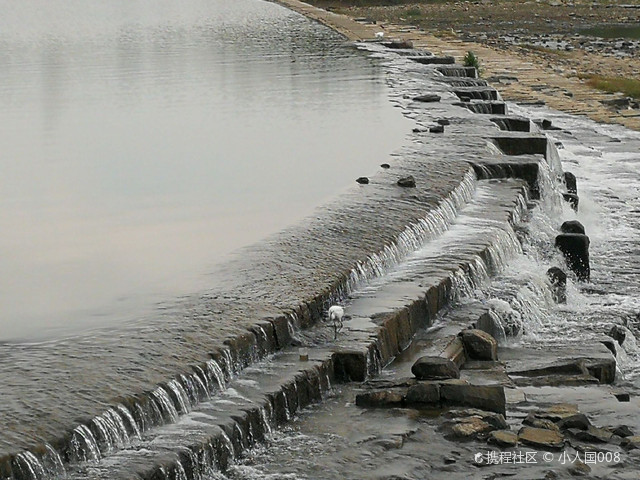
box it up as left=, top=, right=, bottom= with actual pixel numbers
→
left=60, top=178, right=532, bottom=479
left=454, top=101, right=507, bottom=115
left=453, top=87, right=500, bottom=101
left=64, top=353, right=335, bottom=480
left=409, top=55, right=456, bottom=65
left=435, top=65, right=478, bottom=78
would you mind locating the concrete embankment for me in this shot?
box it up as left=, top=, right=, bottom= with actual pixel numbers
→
left=1, top=18, right=583, bottom=480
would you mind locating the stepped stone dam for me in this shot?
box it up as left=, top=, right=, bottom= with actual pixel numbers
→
left=1, top=38, right=613, bottom=480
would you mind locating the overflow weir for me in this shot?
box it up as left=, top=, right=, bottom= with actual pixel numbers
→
left=2, top=37, right=576, bottom=480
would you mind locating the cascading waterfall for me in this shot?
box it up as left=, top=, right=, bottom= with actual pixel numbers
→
left=41, top=445, right=65, bottom=479
left=220, top=431, right=236, bottom=460
left=510, top=274, right=556, bottom=336
left=93, top=412, right=127, bottom=453
left=487, top=309, right=508, bottom=343
left=282, top=394, right=291, bottom=422
left=117, top=404, right=142, bottom=440
left=453, top=170, right=565, bottom=340
left=366, top=344, right=383, bottom=376
left=536, top=155, right=564, bottom=215
left=449, top=220, right=524, bottom=304
left=168, top=379, right=193, bottom=415
left=6, top=133, right=547, bottom=480
left=175, top=461, right=188, bottom=480
left=345, top=168, right=476, bottom=296
left=152, top=387, right=180, bottom=423
left=221, top=349, right=236, bottom=378
left=188, top=371, right=210, bottom=401
left=234, top=424, right=246, bottom=451
left=259, top=406, right=273, bottom=436
left=69, top=425, right=101, bottom=463
left=53, top=355, right=234, bottom=474
left=206, top=359, right=227, bottom=391
left=13, top=453, right=45, bottom=480
left=435, top=66, right=476, bottom=77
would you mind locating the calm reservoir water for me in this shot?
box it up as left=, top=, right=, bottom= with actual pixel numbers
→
left=0, top=0, right=411, bottom=341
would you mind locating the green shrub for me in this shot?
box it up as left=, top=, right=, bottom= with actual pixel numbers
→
left=463, top=51, right=480, bottom=69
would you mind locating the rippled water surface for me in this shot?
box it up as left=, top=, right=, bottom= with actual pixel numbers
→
left=0, top=0, right=411, bottom=340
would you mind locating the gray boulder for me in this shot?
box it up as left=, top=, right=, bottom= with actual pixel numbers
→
left=518, top=427, right=565, bottom=450
left=564, top=171, right=577, bottom=194
left=555, top=233, right=590, bottom=281
left=612, top=425, right=634, bottom=438
left=355, top=389, right=405, bottom=408
left=546, top=267, right=567, bottom=303
left=440, top=383, right=506, bottom=415
left=413, top=94, right=441, bottom=103
left=459, top=329, right=498, bottom=361
left=397, top=176, right=416, bottom=188
left=405, top=382, right=439, bottom=405
left=608, top=325, right=626, bottom=346
left=556, top=413, right=591, bottom=430
left=568, top=426, right=612, bottom=443
left=560, top=220, right=585, bottom=234
left=411, top=356, right=459, bottom=380
left=488, top=430, right=518, bottom=447
left=621, top=436, right=640, bottom=450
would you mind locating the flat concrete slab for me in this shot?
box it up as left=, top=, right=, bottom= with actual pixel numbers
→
left=501, top=343, right=616, bottom=384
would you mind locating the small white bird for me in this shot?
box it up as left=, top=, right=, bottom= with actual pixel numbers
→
left=328, top=305, right=345, bottom=323
left=328, top=305, right=345, bottom=340
left=375, top=31, right=385, bottom=40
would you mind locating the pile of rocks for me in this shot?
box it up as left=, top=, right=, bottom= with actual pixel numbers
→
left=356, top=327, right=505, bottom=414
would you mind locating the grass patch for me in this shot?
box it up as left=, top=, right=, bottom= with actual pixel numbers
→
left=520, top=44, right=571, bottom=57
left=581, top=75, right=640, bottom=99
left=403, top=6, right=423, bottom=17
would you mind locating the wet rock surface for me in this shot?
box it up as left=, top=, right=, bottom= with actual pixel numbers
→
left=561, top=220, right=586, bottom=235
left=459, top=329, right=498, bottom=361
left=555, top=233, right=591, bottom=281
left=518, top=427, right=566, bottom=450
left=405, top=382, right=440, bottom=405
left=356, top=389, right=405, bottom=408
left=488, top=429, right=519, bottom=447
left=557, top=413, right=592, bottom=431
left=440, top=383, right=506, bottom=415
left=412, top=94, right=441, bottom=103
left=412, top=356, right=460, bottom=380
left=396, top=175, right=417, bottom=188
left=546, top=266, right=567, bottom=304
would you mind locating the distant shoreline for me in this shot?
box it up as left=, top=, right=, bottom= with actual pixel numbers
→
left=270, top=0, right=640, bottom=132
